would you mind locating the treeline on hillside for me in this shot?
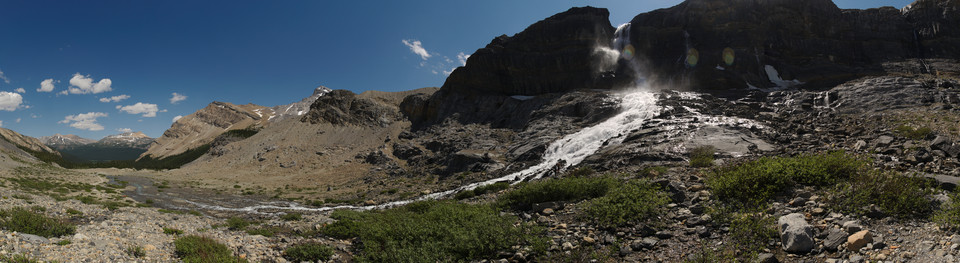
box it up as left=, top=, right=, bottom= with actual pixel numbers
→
left=14, top=128, right=259, bottom=170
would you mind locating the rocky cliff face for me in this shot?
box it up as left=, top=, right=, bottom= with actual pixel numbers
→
left=270, top=86, right=332, bottom=123
left=0, top=128, right=59, bottom=155
left=625, top=0, right=960, bottom=91
left=140, top=102, right=269, bottom=160
left=300, top=90, right=400, bottom=127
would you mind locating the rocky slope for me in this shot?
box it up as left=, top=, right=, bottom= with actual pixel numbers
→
left=98, top=132, right=153, bottom=149
left=140, top=88, right=330, bottom=161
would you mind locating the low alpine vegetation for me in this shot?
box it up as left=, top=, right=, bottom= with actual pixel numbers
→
left=584, top=179, right=668, bottom=227
left=497, top=176, right=616, bottom=210
left=320, top=200, right=543, bottom=262
left=174, top=235, right=247, bottom=263
left=0, top=207, right=76, bottom=238
left=689, top=145, right=716, bottom=167
left=283, top=242, right=335, bottom=262
left=454, top=181, right=510, bottom=200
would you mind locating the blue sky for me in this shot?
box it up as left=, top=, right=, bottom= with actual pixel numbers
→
left=0, top=0, right=913, bottom=139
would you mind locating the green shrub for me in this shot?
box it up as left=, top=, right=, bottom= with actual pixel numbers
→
left=639, top=166, right=669, bottom=178
left=829, top=171, right=934, bottom=218
left=245, top=226, right=290, bottom=237
left=584, top=179, right=668, bottom=227
left=284, top=242, right=334, bottom=262
left=280, top=212, right=302, bottom=221
left=690, top=146, right=716, bottom=167
left=0, top=207, right=75, bottom=237
left=320, top=200, right=543, bottom=262
left=707, top=152, right=867, bottom=206
left=454, top=182, right=510, bottom=200
left=163, top=227, right=184, bottom=235
left=174, top=235, right=247, bottom=263
left=935, top=192, right=960, bottom=228
left=127, top=245, right=146, bottom=258
left=895, top=125, right=934, bottom=140
left=56, top=239, right=72, bottom=246
left=727, top=212, right=778, bottom=260
left=0, top=254, right=40, bottom=263
left=226, top=217, right=253, bottom=230
left=66, top=208, right=83, bottom=215
left=497, top=176, right=616, bottom=210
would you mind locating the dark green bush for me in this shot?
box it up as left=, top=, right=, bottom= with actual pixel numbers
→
left=829, top=171, right=934, bottom=218
left=584, top=179, right=668, bottom=227
left=0, top=207, right=75, bottom=238
left=127, top=245, right=146, bottom=258
left=895, top=125, right=934, bottom=140
left=174, top=235, right=247, bottom=263
left=245, top=226, right=290, bottom=237
left=225, top=217, right=253, bottom=230
left=727, top=212, right=778, bottom=260
left=707, top=152, right=867, bottom=206
left=320, top=200, right=542, bottom=262
left=454, top=182, right=510, bottom=200
left=284, top=242, right=334, bottom=262
left=280, top=212, right=302, bottom=221
left=690, top=146, right=716, bottom=168
left=497, top=176, right=616, bottom=210
left=163, top=227, right=184, bottom=235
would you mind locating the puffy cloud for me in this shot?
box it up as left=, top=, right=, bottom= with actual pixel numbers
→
left=38, top=79, right=56, bottom=92
left=14, top=118, right=20, bottom=123
left=0, top=68, right=9, bottom=84
left=116, top=102, right=160, bottom=117
left=67, top=73, right=112, bottom=94
left=169, top=92, right=187, bottom=104
left=172, top=115, right=183, bottom=122
left=14, top=88, right=25, bottom=93
left=99, top=94, right=130, bottom=103
left=457, top=52, right=470, bottom=66
left=59, top=112, right=108, bottom=131
left=117, top=128, right=132, bottom=133
left=0, top=92, right=23, bottom=111
left=402, top=39, right=431, bottom=60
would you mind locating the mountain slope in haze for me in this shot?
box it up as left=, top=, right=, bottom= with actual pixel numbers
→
left=43, top=132, right=155, bottom=162
left=140, top=87, right=332, bottom=161
left=39, top=134, right=97, bottom=149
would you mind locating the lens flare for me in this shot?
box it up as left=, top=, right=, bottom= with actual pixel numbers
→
left=686, top=48, right=699, bottom=67
left=622, top=44, right=635, bottom=60
left=723, top=47, right=735, bottom=66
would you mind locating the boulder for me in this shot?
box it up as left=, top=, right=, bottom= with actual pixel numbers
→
left=778, top=213, right=815, bottom=253
left=822, top=228, right=849, bottom=252
left=846, top=230, right=873, bottom=251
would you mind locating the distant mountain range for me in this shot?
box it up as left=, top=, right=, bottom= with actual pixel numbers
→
left=40, top=132, right=154, bottom=162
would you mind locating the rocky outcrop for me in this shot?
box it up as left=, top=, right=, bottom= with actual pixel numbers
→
left=625, top=0, right=960, bottom=91
left=300, top=90, right=400, bottom=127
left=140, top=102, right=269, bottom=160
left=0, top=128, right=59, bottom=155
left=269, top=86, right=331, bottom=123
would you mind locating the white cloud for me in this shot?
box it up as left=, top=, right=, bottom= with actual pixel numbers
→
left=0, top=68, right=9, bottom=84
left=457, top=52, right=470, bottom=66
left=402, top=39, right=431, bottom=60
left=15, top=118, right=20, bottom=123
left=442, top=69, right=454, bottom=75
left=170, top=92, right=187, bottom=104
left=172, top=115, right=183, bottom=122
left=59, top=112, right=108, bottom=131
left=14, top=88, right=25, bottom=93
left=116, top=102, right=160, bottom=117
left=117, top=128, right=132, bottom=133
left=0, top=92, right=23, bottom=111
left=38, top=79, right=56, bottom=92
left=67, top=73, right=112, bottom=94
left=99, top=94, right=130, bottom=103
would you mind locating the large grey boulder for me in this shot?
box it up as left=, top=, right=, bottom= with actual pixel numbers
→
left=778, top=213, right=815, bottom=253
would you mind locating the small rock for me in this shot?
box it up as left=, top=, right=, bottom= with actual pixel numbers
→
left=811, top=208, right=825, bottom=215
left=823, top=229, right=849, bottom=251
left=19, top=234, right=48, bottom=244
left=541, top=208, right=554, bottom=215
left=757, top=253, right=778, bottom=263
left=640, top=237, right=658, bottom=249
left=846, top=230, right=873, bottom=251
left=364, top=200, right=376, bottom=206
left=562, top=242, right=574, bottom=251
left=582, top=236, right=595, bottom=244
left=842, top=221, right=862, bottom=234
left=849, top=254, right=864, bottom=263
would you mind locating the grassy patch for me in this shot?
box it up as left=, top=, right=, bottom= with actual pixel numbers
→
left=454, top=182, right=510, bottom=200
left=226, top=217, right=254, bottom=230
left=320, top=200, right=543, bottom=262
left=66, top=208, right=83, bottom=216
left=56, top=239, right=72, bottom=246
left=707, top=151, right=867, bottom=207
left=689, top=145, right=716, bottom=168
left=639, top=166, right=669, bottom=178
left=0, top=207, right=76, bottom=238
left=584, top=179, right=668, bottom=227
left=497, top=176, right=616, bottom=210
left=245, top=226, right=290, bottom=237
left=0, top=254, right=40, bottom=263
left=829, top=171, right=934, bottom=218
left=174, top=235, right=247, bottom=263
left=284, top=242, right=334, bottom=262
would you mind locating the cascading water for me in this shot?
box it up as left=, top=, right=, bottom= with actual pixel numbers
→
left=188, top=22, right=663, bottom=213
